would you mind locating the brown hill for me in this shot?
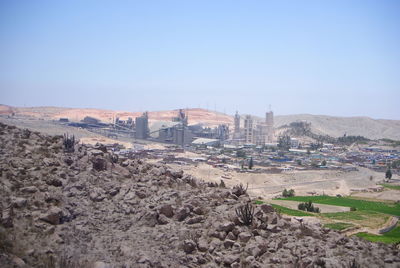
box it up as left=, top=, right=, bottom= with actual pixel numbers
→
left=0, top=105, right=233, bottom=127
left=1, top=105, right=400, bottom=140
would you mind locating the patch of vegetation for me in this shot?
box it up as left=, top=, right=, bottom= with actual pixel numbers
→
left=381, top=138, right=400, bottom=147
left=278, top=196, right=400, bottom=216
left=355, top=225, right=400, bottom=244
left=236, top=150, right=246, bottom=158
left=337, top=135, right=369, bottom=145
left=232, top=183, right=248, bottom=197
left=380, top=184, right=400, bottom=190
left=322, top=211, right=390, bottom=229
left=235, top=203, right=254, bottom=226
left=282, top=188, right=295, bottom=197
left=270, top=204, right=313, bottom=216
left=324, top=222, right=354, bottom=231
left=298, top=200, right=320, bottom=213
left=253, top=200, right=264, bottom=205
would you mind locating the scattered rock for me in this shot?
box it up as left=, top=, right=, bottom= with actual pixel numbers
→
left=183, top=240, right=197, bottom=254
left=238, top=232, right=252, bottom=243
left=176, top=207, right=190, bottom=221
left=158, top=204, right=174, bottom=218
left=21, top=186, right=38, bottom=193
left=186, top=216, right=204, bottom=225
left=39, top=207, right=63, bottom=225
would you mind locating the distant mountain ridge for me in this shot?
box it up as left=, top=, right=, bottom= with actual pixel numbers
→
left=1, top=104, right=399, bottom=140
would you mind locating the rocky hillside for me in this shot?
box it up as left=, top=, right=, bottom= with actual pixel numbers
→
left=0, top=123, right=399, bottom=267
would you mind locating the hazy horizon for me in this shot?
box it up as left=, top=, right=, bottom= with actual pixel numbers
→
left=1, top=1, right=399, bottom=120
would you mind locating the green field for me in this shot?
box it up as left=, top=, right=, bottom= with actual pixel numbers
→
left=324, top=222, right=354, bottom=231
left=254, top=200, right=313, bottom=216
left=355, top=225, right=400, bottom=244
left=270, top=204, right=314, bottom=216
left=380, top=184, right=400, bottom=190
left=278, top=196, right=400, bottom=216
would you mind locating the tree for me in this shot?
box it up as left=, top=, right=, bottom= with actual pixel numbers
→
left=278, top=135, right=291, bottom=151
left=386, top=168, right=392, bottom=181
left=321, top=160, right=327, bottom=166
left=248, top=157, right=254, bottom=169
left=236, top=150, right=246, bottom=158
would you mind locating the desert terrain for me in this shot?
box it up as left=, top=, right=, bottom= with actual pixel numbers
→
left=2, top=104, right=400, bottom=139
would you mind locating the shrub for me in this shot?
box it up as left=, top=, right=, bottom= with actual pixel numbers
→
left=282, top=188, right=295, bottom=197
left=232, top=183, right=248, bottom=197
left=350, top=206, right=357, bottom=211
left=63, top=133, right=75, bottom=153
left=235, top=203, right=254, bottom=226
left=298, top=200, right=320, bottom=213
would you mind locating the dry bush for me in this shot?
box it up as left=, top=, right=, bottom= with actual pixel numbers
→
left=235, top=203, right=254, bottom=226
left=232, top=183, right=248, bottom=197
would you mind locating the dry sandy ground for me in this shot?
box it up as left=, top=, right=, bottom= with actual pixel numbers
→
left=352, top=189, right=400, bottom=201
left=173, top=161, right=391, bottom=199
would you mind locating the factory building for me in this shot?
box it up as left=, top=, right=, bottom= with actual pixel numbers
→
left=233, top=111, right=241, bottom=139
left=135, top=112, right=149, bottom=139
left=266, top=110, right=274, bottom=142
left=244, top=115, right=254, bottom=144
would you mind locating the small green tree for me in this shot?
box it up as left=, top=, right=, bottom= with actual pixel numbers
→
left=278, top=135, right=291, bottom=151
left=386, top=168, right=392, bottom=181
left=288, top=189, right=295, bottom=197
left=248, top=157, right=254, bottom=169
left=236, top=150, right=246, bottom=158
left=282, top=189, right=288, bottom=197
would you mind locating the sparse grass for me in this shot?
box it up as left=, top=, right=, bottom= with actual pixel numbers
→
left=270, top=204, right=314, bottom=216
left=380, top=184, right=400, bottom=190
left=278, top=195, right=400, bottom=216
left=322, top=211, right=390, bottom=229
left=324, top=222, right=354, bottom=231
left=253, top=200, right=264, bottom=205
left=355, top=225, right=400, bottom=244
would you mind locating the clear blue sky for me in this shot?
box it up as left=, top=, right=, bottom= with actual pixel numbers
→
left=1, top=0, right=399, bottom=119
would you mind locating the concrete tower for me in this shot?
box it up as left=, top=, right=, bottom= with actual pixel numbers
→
left=265, top=110, right=274, bottom=143
left=244, top=115, right=254, bottom=144
left=234, top=111, right=240, bottom=139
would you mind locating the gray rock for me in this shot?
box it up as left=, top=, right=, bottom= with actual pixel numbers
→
left=223, top=239, right=235, bottom=248
left=158, top=204, right=174, bottom=218
left=46, top=177, right=63, bottom=187
left=186, top=216, right=204, bottom=225
left=40, top=207, right=63, bottom=225
left=157, top=214, right=169, bottom=225
left=260, top=204, right=275, bottom=213
left=21, top=186, right=38, bottom=193
left=12, top=197, right=27, bottom=208
left=1, top=206, right=14, bottom=228
left=92, top=261, right=111, bottom=268
left=183, top=239, right=197, bottom=254
left=223, top=254, right=239, bottom=265
left=176, top=207, right=190, bottom=221
left=197, top=239, right=208, bottom=252
left=218, top=221, right=235, bottom=232
left=238, top=232, right=252, bottom=243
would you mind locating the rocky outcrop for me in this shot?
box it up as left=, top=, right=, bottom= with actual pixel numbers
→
left=0, top=122, right=399, bottom=268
